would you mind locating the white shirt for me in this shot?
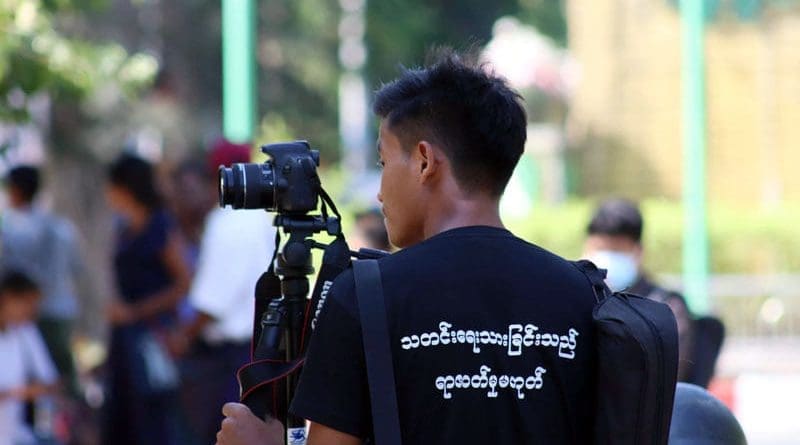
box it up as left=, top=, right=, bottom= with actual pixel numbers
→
left=0, top=323, right=58, bottom=445
left=189, top=208, right=275, bottom=344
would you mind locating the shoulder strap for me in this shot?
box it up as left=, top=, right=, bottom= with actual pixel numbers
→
left=572, top=259, right=609, bottom=303
left=353, top=259, right=402, bottom=445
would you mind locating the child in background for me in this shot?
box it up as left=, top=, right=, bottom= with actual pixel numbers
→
left=0, top=271, right=59, bottom=445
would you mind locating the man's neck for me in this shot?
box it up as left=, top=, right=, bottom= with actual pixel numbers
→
left=422, top=194, right=504, bottom=241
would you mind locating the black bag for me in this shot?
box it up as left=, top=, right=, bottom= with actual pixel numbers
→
left=573, top=260, right=679, bottom=445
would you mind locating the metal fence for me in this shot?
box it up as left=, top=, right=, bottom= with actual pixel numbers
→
left=662, top=274, right=800, bottom=338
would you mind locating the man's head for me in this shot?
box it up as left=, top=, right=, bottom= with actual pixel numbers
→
left=373, top=51, right=527, bottom=247
left=171, top=159, right=215, bottom=243
left=0, top=270, right=41, bottom=326
left=5, top=165, right=40, bottom=208
left=583, top=198, right=644, bottom=291
left=106, top=154, right=164, bottom=215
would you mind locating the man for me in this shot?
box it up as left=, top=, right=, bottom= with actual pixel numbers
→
left=1, top=166, right=86, bottom=398
left=170, top=140, right=276, bottom=445
left=216, top=52, right=597, bottom=444
left=582, top=198, right=693, bottom=381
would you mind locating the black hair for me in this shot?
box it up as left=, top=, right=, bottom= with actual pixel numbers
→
left=5, top=166, right=41, bottom=203
left=0, top=270, right=40, bottom=298
left=587, top=198, right=644, bottom=243
left=373, top=49, right=527, bottom=197
left=108, top=153, right=163, bottom=210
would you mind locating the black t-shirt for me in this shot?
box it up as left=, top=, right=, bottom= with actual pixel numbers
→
left=290, top=226, right=597, bottom=444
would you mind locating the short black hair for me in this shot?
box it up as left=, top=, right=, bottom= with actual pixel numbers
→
left=373, top=49, right=527, bottom=197
left=5, top=166, right=41, bottom=203
left=587, top=198, right=644, bottom=243
left=108, top=154, right=163, bottom=210
left=0, top=270, right=40, bottom=298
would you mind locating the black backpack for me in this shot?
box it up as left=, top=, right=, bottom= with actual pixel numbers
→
left=573, top=260, right=679, bottom=445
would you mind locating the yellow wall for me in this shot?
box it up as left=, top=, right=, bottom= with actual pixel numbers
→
left=566, top=0, right=800, bottom=205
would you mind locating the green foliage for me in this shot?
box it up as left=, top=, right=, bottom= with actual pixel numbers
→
left=503, top=200, right=800, bottom=274
left=366, top=0, right=520, bottom=84
left=255, top=0, right=341, bottom=158
left=0, top=0, right=157, bottom=122
left=254, top=0, right=568, bottom=159
left=515, top=0, right=568, bottom=46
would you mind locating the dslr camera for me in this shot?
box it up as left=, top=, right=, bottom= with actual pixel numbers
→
left=218, top=141, right=320, bottom=214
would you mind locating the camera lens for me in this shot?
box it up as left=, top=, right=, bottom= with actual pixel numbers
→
left=218, top=163, right=276, bottom=209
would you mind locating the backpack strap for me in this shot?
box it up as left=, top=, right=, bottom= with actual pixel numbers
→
left=572, top=259, right=609, bottom=303
left=353, top=259, right=402, bottom=445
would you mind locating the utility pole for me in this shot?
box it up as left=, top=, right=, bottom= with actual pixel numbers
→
left=222, top=0, right=256, bottom=143
left=680, top=0, right=709, bottom=315
left=338, top=0, right=370, bottom=178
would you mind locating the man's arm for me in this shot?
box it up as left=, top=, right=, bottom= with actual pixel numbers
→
left=288, top=270, right=372, bottom=439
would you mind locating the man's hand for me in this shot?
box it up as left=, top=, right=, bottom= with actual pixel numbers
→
left=215, top=403, right=284, bottom=445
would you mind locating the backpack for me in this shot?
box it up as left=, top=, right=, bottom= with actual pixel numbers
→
left=572, top=259, right=679, bottom=445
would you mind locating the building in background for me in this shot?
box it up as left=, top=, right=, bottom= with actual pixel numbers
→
left=566, top=0, right=800, bottom=206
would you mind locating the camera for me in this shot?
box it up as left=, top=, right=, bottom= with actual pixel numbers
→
left=218, top=141, right=321, bottom=214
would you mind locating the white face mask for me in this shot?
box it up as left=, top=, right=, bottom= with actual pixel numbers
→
left=585, top=250, right=639, bottom=291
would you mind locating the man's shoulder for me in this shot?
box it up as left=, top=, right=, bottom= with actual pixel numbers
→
left=376, top=231, right=583, bottom=280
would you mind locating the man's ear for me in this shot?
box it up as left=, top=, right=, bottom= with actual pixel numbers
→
left=414, top=140, right=440, bottom=182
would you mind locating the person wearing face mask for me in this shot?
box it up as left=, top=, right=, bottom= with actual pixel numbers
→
left=583, top=198, right=694, bottom=381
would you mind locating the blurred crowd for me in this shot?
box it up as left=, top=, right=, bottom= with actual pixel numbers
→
left=0, top=139, right=722, bottom=445
left=0, top=140, right=259, bottom=445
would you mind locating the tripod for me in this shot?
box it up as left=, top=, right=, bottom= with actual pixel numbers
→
left=240, top=212, right=385, bottom=444
left=250, top=214, right=335, bottom=443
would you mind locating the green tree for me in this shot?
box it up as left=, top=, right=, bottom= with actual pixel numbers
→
left=0, top=0, right=156, bottom=123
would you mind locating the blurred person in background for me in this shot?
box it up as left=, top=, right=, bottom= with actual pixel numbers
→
left=169, top=159, right=216, bottom=267
left=103, top=153, right=190, bottom=445
left=1, top=166, right=87, bottom=401
left=582, top=198, right=694, bottom=381
left=0, top=271, right=59, bottom=445
left=352, top=207, right=392, bottom=252
left=167, top=159, right=217, bottom=325
left=168, top=140, right=275, bottom=445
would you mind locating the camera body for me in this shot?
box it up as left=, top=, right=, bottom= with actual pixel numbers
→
left=218, top=141, right=321, bottom=214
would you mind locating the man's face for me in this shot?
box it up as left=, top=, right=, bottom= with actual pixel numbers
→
left=376, top=122, right=426, bottom=248
left=174, top=171, right=214, bottom=217
left=5, top=185, right=25, bottom=208
left=0, top=292, right=39, bottom=325
left=583, top=234, right=643, bottom=290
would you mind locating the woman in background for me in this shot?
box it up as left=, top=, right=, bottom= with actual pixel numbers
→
left=103, top=154, right=190, bottom=445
